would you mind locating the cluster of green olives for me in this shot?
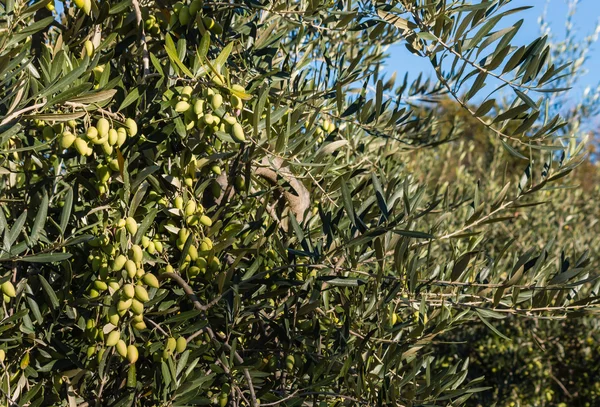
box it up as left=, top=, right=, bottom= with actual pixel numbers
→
left=168, top=84, right=246, bottom=144
left=56, top=116, right=137, bottom=160
left=83, top=217, right=163, bottom=366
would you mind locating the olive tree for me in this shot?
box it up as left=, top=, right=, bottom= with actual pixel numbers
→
left=0, top=0, right=597, bottom=406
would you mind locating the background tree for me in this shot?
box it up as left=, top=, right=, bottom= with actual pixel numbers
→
left=0, top=0, right=598, bottom=406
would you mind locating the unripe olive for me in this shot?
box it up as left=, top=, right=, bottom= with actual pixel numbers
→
left=112, top=254, right=127, bottom=271
left=199, top=215, right=212, bottom=227
left=82, top=0, right=91, bottom=14
left=129, top=245, right=143, bottom=264
left=231, top=84, right=245, bottom=93
left=231, top=122, right=245, bottom=142
left=141, top=236, right=150, bottom=248
left=86, top=345, right=96, bottom=359
left=122, top=283, right=135, bottom=299
left=97, top=347, right=106, bottom=363
left=97, top=165, right=110, bottom=183
left=125, top=217, right=138, bottom=236
left=174, top=196, right=184, bottom=210
left=109, top=158, right=120, bottom=171
left=108, top=279, right=121, bottom=292
left=285, top=354, right=295, bottom=371
left=117, top=298, right=133, bottom=317
left=125, top=118, right=137, bottom=136
left=60, top=131, right=76, bottom=149
left=202, top=16, right=215, bottom=30
left=209, top=257, right=221, bottom=272
left=218, top=392, right=228, bottom=407
left=178, top=6, right=191, bottom=25
left=147, top=241, right=156, bottom=254
left=116, top=219, right=127, bottom=228
left=188, top=216, right=199, bottom=227
left=175, top=101, right=190, bottom=113
left=127, top=344, right=139, bottom=363
left=102, top=141, right=113, bottom=155
left=130, top=298, right=144, bottom=315
left=223, top=114, right=237, bottom=125
left=176, top=336, right=187, bottom=353
left=1, top=281, right=16, bottom=298
left=178, top=228, right=190, bottom=243
left=106, top=330, right=120, bottom=346
left=211, top=182, right=222, bottom=198
left=108, top=307, right=120, bottom=325
left=187, top=266, right=201, bottom=277
left=184, top=200, right=197, bottom=216
left=203, top=113, right=215, bottom=125
left=43, top=125, right=55, bottom=140
left=211, top=93, right=223, bottom=110
left=99, top=264, right=110, bottom=280
left=93, top=279, right=108, bottom=291
left=145, top=17, right=155, bottom=30
left=86, top=126, right=98, bottom=140
left=179, top=86, right=193, bottom=100
left=142, top=273, right=160, bottom=288
left=116, top=339, right=128, bottom=358
left=165, top=337, right=177, bottom=353
left=193, top=99, right=204, bottom=115
left=230, top=94, right=243, bottom=110
left=211, top=74, right=224, bottom=86
left=132, top=320, right=146, bottom=330
left=134, top=285, right=149, bottom=302
left=199, top=237, right=213, bottom=252
left=116, top=127, right=127, bottom=147
left=124, top=260, right=137, bottom=278
left=108, top=128, right=118, bottom=146
left=84, top=40, right=94, bottom=57
left=234, top=176, right=245, bottom=191
left=97, top=118, right=110, bottom=137
left=186, top=245, right=197, bottom=261
left=20, top=352, right=30, bottom=370
left=154, top=241, right=164, bottom=253
left=195, top=257, right=207, bottom=271
left=189, top=0, right=202, bottom=15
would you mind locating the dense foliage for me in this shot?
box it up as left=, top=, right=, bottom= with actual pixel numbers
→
left=0, top=0, right=598, bottom=406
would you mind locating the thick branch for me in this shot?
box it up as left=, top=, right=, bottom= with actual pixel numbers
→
left=255, top=157, right=311, bottom=223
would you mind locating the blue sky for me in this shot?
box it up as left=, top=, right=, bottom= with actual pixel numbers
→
left=383, top=0, right=600, bottom=100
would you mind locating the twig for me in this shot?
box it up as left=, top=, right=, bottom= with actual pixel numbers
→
left=548, top=370, right=573, bottom=398
left=130, top=0, right=150, bottom=79
left=158, top=272, right=211, bottom=311
left=144, top=316, right=169, bottom=336
left=64, top=102, right=124, bottom=120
